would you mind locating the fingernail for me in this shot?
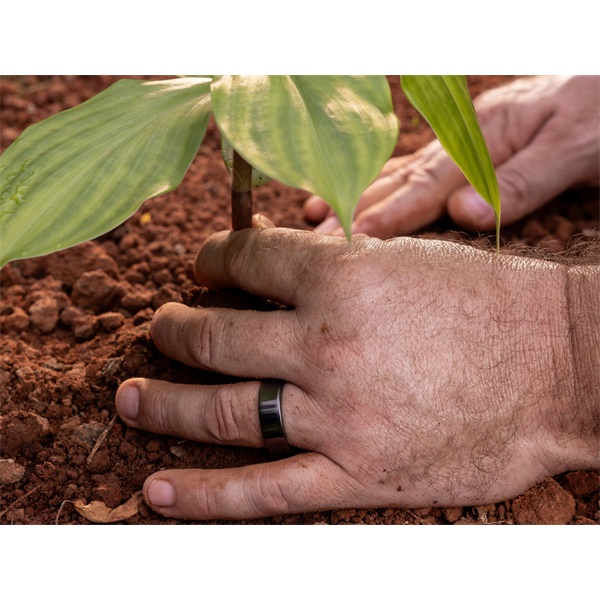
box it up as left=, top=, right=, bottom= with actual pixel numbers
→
left=116, top=385, right=139, bottom=420
left=147, top=479, right=175, bottom=507
left=463, top=190, right=494, bottom=221
left=314, top=215, right=340, bottom=234
left=252, top=213, right=275, bottom=229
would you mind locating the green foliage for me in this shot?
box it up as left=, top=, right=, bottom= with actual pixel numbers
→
left=0, top=75, right=500, bottom=267
left=401, top=76, right=501, bottom=246
left=212, top=76, right=398, bottom=237
left=0, top=78, right=212, bottom=267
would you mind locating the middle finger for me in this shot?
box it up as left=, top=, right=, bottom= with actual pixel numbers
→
left=151, top=302, right=302, bottom=381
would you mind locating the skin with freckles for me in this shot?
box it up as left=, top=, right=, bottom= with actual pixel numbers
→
left=115, top=229, right=599, bottom=520
left=305, top=76, right=600, bottom=238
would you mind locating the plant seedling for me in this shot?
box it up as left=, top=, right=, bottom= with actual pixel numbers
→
left=0, top=75, right=500, bottom=269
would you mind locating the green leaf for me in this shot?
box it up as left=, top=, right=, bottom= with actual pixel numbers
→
left=400, top=76, right=501, bottom=245
left=0, top=77, right=212, bottom=267
left=211, top=76, right=399, bottom=237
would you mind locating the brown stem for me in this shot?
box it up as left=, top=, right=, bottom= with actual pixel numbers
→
left=231, top=149, right=253, bottom=230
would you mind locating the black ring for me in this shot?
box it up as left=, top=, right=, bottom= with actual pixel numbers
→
left=258, top=379, right=291, bottom=457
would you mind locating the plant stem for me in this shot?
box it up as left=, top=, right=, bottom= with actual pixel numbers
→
left=231, top=149, right=253, bottom=230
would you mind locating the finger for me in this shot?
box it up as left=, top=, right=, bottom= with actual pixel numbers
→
left=142, top=452, right=356, bottom=520
left=349, top=146, right=466, bottom=237
left=116, top=378, right=314, bottom=449
left=378, top=155, right=414, bottom=177
left=447, top=134, right=586, bottom=230
left=446, top=186, right=496, bottom=230
left=252, top=213, right=276, bottom=229
left=313, top=213, right=343, bottom=235
left=311, top=155, right=417, bottom=234
left=306, top=155, right=416, bottom=230
left=194, top=227, right=344, bottom=306
left=351, top=154, right=417, bottom=214
left=303, top=195, right=331, bottom=223
left=151, top=302, right=301, bottom=380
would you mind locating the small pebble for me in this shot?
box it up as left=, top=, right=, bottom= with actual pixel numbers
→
left=29, top=296, right=60, bottom=334
left=0, top=459, right=26, bottom=484
left=512, top=478, right=575, bottom=525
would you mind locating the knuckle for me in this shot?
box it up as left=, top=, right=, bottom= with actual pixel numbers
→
left=406, top=162, right=441, bottom=190
left=204, top=386, right=242, bottom=443
left=473, top=90, right=500, bottom=121
left=147, top=388, right=172, bottom=430
left=192, top=478, right=221, bottom=520
left=248, top=474, right=292, bottom=516
left=187, top=311, right=224, bottom=370
left=473, top=83, right=513, bottom=114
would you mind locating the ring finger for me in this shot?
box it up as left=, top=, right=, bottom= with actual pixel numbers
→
left=115, top=378, right=314, bottom=450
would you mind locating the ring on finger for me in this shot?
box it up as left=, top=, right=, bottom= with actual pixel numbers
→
left=258, top=379, right=292, bottom=457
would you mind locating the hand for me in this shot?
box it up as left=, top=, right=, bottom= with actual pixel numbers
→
left=305, top=76, right=600, bottom=238
left=115, top=228, right=595, bottom=520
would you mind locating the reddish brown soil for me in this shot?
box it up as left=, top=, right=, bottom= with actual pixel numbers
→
left=1, top=76, right=598, bottom=525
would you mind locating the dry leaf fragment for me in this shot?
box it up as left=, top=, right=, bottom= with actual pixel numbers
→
left=73, top=490, right=143, bottom=523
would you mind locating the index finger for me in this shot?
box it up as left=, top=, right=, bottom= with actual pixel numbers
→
left=194, top=227, right=346, bottom=306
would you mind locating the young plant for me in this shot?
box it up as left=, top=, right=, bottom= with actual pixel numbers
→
left=0, top=75, right=500, bottom=269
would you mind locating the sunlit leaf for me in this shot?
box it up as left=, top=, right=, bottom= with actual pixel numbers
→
left=401, top=76, right=501, bottom=244
left=0, top=77, right=212, bottom=267
left=211, top=76, right=399, bottom=237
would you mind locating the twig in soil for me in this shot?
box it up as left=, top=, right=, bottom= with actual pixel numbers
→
left=55, top=500, right=71, bottom=525
left=405, top=509, right=426, bottom=524
left=0, top=482, right=44, bottom=519
left=86, top=414, right=118, bottom=466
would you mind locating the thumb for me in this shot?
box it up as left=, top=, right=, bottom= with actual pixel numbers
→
left=446, top=187, right=498, bottom=231
left=447, top=142, right=574, bottom=231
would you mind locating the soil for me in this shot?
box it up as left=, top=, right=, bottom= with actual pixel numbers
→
left=0, top=75, right=598, bottom=525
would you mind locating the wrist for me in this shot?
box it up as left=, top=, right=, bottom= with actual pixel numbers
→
left=562, top=263, right=600, bottom=469
left=535, top=261, right=600, bottom=474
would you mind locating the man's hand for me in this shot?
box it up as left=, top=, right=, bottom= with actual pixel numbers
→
left=115, top=229, right=598, bottom=520
left=305, top=76, right=599, bottom=238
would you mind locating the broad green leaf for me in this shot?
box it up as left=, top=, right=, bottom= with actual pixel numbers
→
left=401, top=76, right=501, bottom=244
left=211, top=76, right=399, bottom=237
left=0, top=77, right=212, bottom=267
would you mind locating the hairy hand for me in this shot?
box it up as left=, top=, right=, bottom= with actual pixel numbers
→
left=305, top=76, right=600, bottom=238
left=113, top=228, right=592, bottom=520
